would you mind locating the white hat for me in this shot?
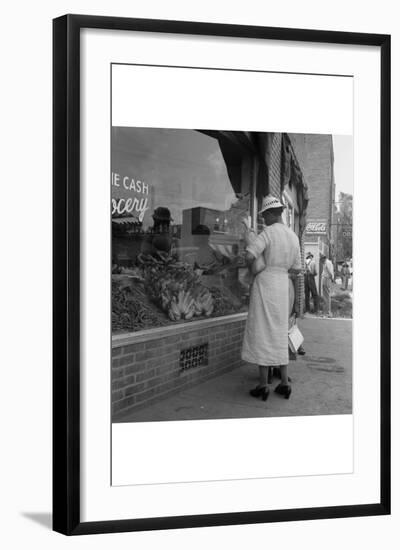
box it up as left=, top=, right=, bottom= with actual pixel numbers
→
left=258, top=194, right=285, bottom=214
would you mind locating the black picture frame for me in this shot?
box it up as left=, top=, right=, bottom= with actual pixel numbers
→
left=53, top=14, right=391, bottom=535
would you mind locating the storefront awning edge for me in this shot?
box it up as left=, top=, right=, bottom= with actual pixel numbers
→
left=112, top=312, right=248, bottom=347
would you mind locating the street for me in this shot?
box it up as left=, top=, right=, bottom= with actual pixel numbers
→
left=115, top=316, right=352, bottom=422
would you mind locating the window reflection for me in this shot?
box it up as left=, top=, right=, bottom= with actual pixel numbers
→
left=111, top=128, right=251, bottom=333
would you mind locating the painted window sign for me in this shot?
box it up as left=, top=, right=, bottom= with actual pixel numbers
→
left=111, top=172, right=150, bottom=222
left=306, top=220, right=327, bottom=234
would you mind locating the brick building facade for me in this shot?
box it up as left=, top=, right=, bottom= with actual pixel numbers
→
left=289, top=134, right=335, bottom=291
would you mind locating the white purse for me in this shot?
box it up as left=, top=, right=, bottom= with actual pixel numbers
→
left=288, top=323, right=304, bottom=353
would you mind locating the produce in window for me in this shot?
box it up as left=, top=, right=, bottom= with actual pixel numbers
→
left=168, top=290, right=196, bottom=321
left=193, top=287, right=214, bottom=317
left=138, top=252, right=210, bottom=321
left=111, top=282, right=168, bottom=332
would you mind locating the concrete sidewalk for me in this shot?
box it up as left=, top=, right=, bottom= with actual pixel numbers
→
left=116, top=317, right=352, bottom=422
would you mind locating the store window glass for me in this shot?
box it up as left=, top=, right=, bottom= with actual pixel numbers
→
left=111, top=127, right=252, bottom=334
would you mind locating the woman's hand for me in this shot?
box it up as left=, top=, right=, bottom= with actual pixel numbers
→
left=244, top=251, right=255, bottom=267
left=241, top=217, right=251, bottom=230
left=242, top=218, right=256, bottom=246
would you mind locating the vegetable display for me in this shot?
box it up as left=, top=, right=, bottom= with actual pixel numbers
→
left=138, top=252, right=215, bottom=322
left=209, top=286, right=244, bottom=316
left=112, top=250, right=247, bottom=333
left=112, top=281, right=168, bottom=333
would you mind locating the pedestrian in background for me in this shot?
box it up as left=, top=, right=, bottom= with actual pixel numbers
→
left=241, top=195, right=302, bottom=401
left=321, top=254, right=335, bottom=317
left=341, top=261, right=351, bottom=290
left=304, top=252, right=319, bottom=313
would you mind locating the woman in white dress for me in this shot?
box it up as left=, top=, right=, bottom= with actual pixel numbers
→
left=242, top=195, right=302, bottom=401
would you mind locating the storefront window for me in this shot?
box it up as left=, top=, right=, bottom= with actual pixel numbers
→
left=111, top=127, right=252, bottom=334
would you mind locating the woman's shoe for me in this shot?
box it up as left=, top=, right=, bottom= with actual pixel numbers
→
left=274, top=383, right=292, bottom=399
left=260, top=387, right=270, bottom=401
left=249, top=386, right=270, bottom=401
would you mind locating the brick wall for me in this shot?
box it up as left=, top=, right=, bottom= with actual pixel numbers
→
left=268, top=133, right=282, bottom=198
left=289, top=133, right=335, bottom=274
left=112, top=318, right=246, bottom=421
left=289, top=134, right=334, bottom=223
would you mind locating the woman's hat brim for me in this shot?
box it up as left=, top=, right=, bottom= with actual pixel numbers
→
left=258, top=203, right=286, bottom=214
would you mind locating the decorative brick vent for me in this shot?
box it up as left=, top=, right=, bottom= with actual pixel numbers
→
left=179, top=343, right=208, bottom=371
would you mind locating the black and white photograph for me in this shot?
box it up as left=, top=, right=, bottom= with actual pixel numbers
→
left=111, top=127, right=353, bottom=424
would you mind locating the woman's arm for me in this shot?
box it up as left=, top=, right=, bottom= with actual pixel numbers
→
left=289, top=242, right=302, bottom=279
left=242, top=228, right=257, bottom=247
left=245, top=250, right=266, bottom=276
left=242, top=221, right=267, bottom=276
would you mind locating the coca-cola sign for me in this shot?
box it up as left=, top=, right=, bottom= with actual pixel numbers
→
left=306, top=220, right=327, bottom=234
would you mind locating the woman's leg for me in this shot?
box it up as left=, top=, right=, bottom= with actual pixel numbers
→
left=279, top=364, right=289, bottom=385
left=258, top=365, right=269, bottom=387
left=250, top=366, right=271, bottom=400
left=275, top=365, right=292, bottom=399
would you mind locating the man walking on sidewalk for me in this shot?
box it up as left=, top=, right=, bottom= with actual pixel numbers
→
left=321, top=254, right=335, bottom=316
left=304, top=252, right=319, bottom=313
left=341, top=261, right=351, bottom=290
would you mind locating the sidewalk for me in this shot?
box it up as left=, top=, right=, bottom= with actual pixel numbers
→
left=116, top=317, right=352, bottom=423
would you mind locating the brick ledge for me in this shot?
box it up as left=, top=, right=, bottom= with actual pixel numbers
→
left=112, top=312, right=248, bottom=347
